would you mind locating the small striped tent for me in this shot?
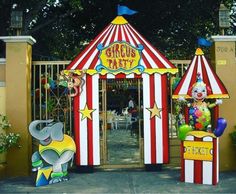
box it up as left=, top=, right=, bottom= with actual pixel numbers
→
left=67, top=16, right=177, bottom=167
left=172, top=48, right=229, bottom=99
left=181, top=131, right=219, bottom=185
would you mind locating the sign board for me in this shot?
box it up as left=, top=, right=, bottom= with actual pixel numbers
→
left=96, top=41, right=144, bottom=74
left=183, top=141, right=213, bottom=161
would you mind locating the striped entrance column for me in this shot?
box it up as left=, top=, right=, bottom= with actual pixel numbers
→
left=180, top=131, right=219, bottom=185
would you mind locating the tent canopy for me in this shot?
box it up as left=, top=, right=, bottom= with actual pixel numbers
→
left=172, top=48, right=229, bottom=99
left=67, top=16, right=177, bottom=75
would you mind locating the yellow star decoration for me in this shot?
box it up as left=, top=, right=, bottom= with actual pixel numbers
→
left=146, top=103, right=162, bottom=119
left=79, top=104, right=96, bottom=120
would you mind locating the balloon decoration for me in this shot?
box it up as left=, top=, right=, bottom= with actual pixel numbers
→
left=177, top=73, right=227, bottom=140
left=41, top=76, right=56, bottom=90
left=214, top=117, right=227, bottom=137
left=178, top=124, right=193, bottom=140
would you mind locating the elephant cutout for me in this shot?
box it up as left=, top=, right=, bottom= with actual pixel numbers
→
left=29, top=120, right=76, bottom=186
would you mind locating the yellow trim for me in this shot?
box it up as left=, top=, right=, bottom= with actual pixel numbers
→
left=172, top=94, right=191, bottom=99
left=195, top=48, right=204, bottom=55
left=186, top=131, right=216, bottom=138
left=207, top=94, right=230, bottom=99
left=111, top=16, right=128, bottom=25
left=86, top=68, right=178, bottom=76
left=172, top=94, right=230, bottom=99
left=144, top=68, right=178, bottom=75
left=62, top=69, right=84, bottom=76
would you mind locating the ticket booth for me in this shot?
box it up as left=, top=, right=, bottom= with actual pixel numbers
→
left=181, top=131, right=219, bottom=185
left=173, top=48, right=229, bottom=185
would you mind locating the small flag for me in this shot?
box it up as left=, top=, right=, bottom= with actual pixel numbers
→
left=117, top=5, right=138, bottom=16
left=197, top=37, right=212, bottom=47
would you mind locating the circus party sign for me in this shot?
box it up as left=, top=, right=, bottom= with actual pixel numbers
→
left=96, top=41, right=144, bottom=74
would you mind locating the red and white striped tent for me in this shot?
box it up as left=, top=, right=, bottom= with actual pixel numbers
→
left=180, top=131, right=219, bottom=185
left=67, top=16, right=178, bottom=167
left=172, top=48, right=229, bottom=99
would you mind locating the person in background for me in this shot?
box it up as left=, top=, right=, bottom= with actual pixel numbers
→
left=128, top=96, right=134, bottom=113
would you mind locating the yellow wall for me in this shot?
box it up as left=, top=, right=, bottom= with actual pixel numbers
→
left=0, top=86, right=6, bottom=114
left=0, top=36, right=36, bottom=177
left=211, top=36, right=236, bottom=171
left=0, top=85, right=6, bottom=179
left=5, top=42, right=32, bottom=176
left=0, top=64, right=5, bottom=82
left=0, top=60, right=6, bottom=178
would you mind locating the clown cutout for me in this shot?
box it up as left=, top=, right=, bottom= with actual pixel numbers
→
left=178, top=73, right=227, bottom=140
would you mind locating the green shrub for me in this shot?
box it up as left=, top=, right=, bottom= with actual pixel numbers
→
left=229, top=126, right=236, bottom=146
left=0, top=115, right=20, bottom=153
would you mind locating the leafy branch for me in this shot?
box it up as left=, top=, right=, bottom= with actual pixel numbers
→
left=0, top=115, right=21, bottom=154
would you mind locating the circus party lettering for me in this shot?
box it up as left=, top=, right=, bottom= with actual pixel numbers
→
left=105, top=43, right=136, bottom=58
left=96, top=42, right=144, bottom=74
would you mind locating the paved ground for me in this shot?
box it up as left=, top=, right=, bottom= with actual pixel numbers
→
left=0, top=167, right=236, bottom=193
left=107, top=129, right=140, bottom=165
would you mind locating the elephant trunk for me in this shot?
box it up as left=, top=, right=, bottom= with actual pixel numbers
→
left=29, top=120, right=53, bottom=140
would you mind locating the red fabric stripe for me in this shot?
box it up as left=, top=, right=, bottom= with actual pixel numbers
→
left=123, top=25, right=138, bottom=46
left=109, top=25, right=117, bottom=43
left=67, top=24, right=112, bottom=70
left=204, top=56, right=228, bottom=95
left=201, top=56, right=212, bottom=95
left=74, top=92, right=80, bottom=165
left=99, top=74, right=107, bottom=79
left=213, top=106, right=219, bottom=129
left=127, top=24, right=174, bottom=68
left=80, top=25, right=115, bottom=70
left=115, top=73, right=126, bottom=79
left=161, top=74, right=169, bottom=163
left=134, top=74, right=142, bottom=79
left=124, top=26, right=155, bottom=68
left=117, top=24, right=122, bottom=41
left=149, top=74, right=156, bottom=164
left=86, top=75, right=93, bottom=165
left=180, top=141, right=185, bottom=182
left=141, top=53, right=153, bottom=69
left=213, top=138, right=218, bottom=185
left=194, top=137, right=203, bottom=184
left=184, top=106, right=189, bottom=124
left=122, top=25, right=130, bottom=43
left=173, top=57, right=194, bottom=96
left=212, top=105, right=219, bottom=185
left=89, top=25, right=116, bottom=70
left=126, top=25, right=166, bottom=69
left=187, top=57, right=199, bottom=97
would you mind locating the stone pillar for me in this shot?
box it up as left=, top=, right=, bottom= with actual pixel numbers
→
left=211, top=36, right=236, bottom=171
left=0, top=36, right=36, bottom=176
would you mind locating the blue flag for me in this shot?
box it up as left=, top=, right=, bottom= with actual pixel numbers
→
left=197, top=37, right=212, bottom=47
left=117, top=5, right=138, bottom=16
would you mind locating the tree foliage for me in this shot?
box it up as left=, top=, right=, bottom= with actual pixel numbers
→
left=0, top=0, right=235, bottom=60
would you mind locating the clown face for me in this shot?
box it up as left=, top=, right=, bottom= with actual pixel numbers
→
left=191, top=83, right=207, bottom=101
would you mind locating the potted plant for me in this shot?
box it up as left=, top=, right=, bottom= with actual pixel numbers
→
left=0, top=114, right=20, bottom=154
left=229, top=126, right=236, bottom=146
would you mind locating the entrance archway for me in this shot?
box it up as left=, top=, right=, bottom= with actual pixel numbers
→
left=99, top=78, right=144, bottom=168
